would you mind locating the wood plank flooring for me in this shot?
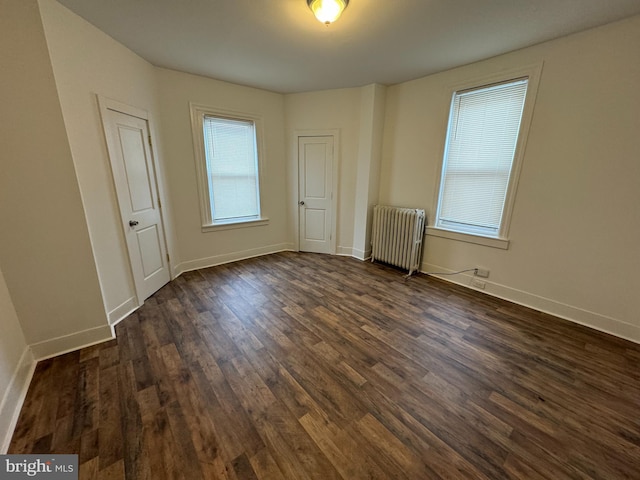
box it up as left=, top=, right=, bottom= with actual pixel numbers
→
left=9, top=252, right=640, bottom=479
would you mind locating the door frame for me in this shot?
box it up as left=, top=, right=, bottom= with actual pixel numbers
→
left=293, top=129, right=339, bottom=254
left=97, top=95, right=173, bottom=306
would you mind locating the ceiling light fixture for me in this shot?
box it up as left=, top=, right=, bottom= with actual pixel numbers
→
left=307, top=0, right=349, bottom=25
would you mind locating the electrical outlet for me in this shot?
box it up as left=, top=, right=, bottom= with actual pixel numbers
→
left=471, top=278, right=486, bottom=289
left=475, top=268, right=490, bottom=278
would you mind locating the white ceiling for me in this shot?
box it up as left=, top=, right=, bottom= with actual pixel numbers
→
left=57, top=0, right=640, bottom=94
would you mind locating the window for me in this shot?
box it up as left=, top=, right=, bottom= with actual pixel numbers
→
left=190, top=104, right=268, bottom=231
left=431, top=68, right=539, bottom=248
left=203, top=116, right=260, bottom=221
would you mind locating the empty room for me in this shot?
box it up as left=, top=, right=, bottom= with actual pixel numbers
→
left=1, top=0, right=639, bottom=478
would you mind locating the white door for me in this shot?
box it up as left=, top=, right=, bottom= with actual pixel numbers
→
left=102, top=107, right=170, bottom=302
left=298, top=136, right=334, bottom=254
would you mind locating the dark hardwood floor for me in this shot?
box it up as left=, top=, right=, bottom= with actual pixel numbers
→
left=9, top=252, right=640, bottom=479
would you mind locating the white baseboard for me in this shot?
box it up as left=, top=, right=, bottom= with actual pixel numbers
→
left=29, top=324, right=114, bottom=361
left=173, top=243, right=295, bottom=277
left=0, top=347, right=36, bottom=453
left=108, top=296, right=139, bottom=327
left=336, top=246, right=354, bottom=257
left=349, top=247, right=371, bottom=261
left=421, top=262, right=640, bottom=345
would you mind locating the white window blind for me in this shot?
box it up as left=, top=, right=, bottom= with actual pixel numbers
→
left=203, top=116, right=260, bottom=221
left=436, top=79, right=528, bottom=237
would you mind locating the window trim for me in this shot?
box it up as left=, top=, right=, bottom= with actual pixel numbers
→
left=429, top=63, right=543, bottom=247
left=426, top=226, right=510, bottom=249
left=190, top=103, right=268, bottom=232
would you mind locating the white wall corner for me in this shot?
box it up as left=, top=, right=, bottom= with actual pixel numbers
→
left=336, top=246, right=354, bottom=257
left=29, top=324, right=114, bottom=361
left=108, top=296, right=139, bottom=327
left=0, top=347, right=36, bottom=454
left=349, top=247, right=371, bottom=261
left=352, top=85, right=386, bottom=258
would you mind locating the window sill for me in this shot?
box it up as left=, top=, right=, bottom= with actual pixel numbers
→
left=426, top=226, right=510, bottom=250
left=202, top=216, right=269, bottom=233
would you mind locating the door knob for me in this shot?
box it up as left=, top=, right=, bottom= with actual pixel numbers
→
left=129, top=220, right=139, bottom=227
left=298, top=201, right=305, bottom=206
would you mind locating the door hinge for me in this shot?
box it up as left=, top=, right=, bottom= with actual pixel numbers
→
left=166, top=253, right=170, bottom=263
left=148, top=135, right=153, bottom=148
left=158, top=198, right=161, bottom=209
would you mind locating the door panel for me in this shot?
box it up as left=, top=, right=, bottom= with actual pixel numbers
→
left=304, top=209, right=326, bottom=241
left=103, top=108, right=170, bottom=302
left=304, top=144, right=328, bottom=198
left=299, top=136, right=334, bottom=254
left=137, top=225, right=163, bottom=278
left=119, top=126, right=154, bottom=212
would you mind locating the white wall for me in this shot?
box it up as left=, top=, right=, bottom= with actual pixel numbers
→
left=37, top=0, right=293, bottom=323
left=0, top=266, right=34, bottom=453
left=0, top=0, right=109, bottom=359
left=285, top=88, right=362, bottom=255
left=380, top=15, right=640, bottom=341
left=285, top=85, right=388, bottom=259
left=38, top=0, right=172, bottom=326
left=352, top=84, right=386, bottom=259
left=157, top=68, right=291, bottom=273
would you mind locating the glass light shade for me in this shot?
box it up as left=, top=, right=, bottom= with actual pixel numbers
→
left=307, top=0, right=349, bottom=24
